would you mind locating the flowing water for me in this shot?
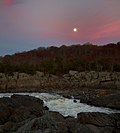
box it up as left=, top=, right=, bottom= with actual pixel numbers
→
left=0, top=92, right=120, bottom=118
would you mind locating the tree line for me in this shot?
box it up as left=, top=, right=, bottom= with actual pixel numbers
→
left=0, top=42, right=120, bottom=75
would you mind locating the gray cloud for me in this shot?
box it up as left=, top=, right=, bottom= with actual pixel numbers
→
left=0, top=0, right=120, bottom=56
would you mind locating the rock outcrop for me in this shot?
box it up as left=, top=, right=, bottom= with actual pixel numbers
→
left=0, top=95, right=120, bottom=133
left=0, top=94, right=45, bottom=132
left=0, top=71, right=120, bottom=91
left=77, top=112, right=120, bottom=133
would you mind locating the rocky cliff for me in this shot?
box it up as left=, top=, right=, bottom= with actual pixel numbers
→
left=0, top=71, right=120, bottom=92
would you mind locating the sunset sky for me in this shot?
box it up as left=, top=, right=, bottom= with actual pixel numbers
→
left=0, top=0, right=120, bottom=55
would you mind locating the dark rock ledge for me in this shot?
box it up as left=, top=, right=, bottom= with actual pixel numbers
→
left=0, top=94, right=120, bottom=133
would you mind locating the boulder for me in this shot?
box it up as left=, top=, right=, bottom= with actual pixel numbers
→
left=85, top=72, right=92, bottom=81
left=78, top=72, right=86, bottom=80
left=77, top=112, right=115, bottom=126
left=0, top=95, right=44, bottom=124
left=69, top=70, right=78, bottom=76
left=65, top=117, right=83, bottom=133
left=16, top=112, right=68, bottom=133
left=116, top=80, right=120, bottom=89
left=99, top=81, right=116, bottom=89
left=77, top=113, right=120, bottom=133
left=0, top=73, right=6, bottom=79
left=88, top=93, right=120, bottom=109
left=11, top=94, right=44, bottom=108
left=36, top=71, right=44, bottom=77
left=63, top=74, right=70, bottom=80
left=0, top=103, right=12, bottom=124
left=90, top=71, right=99, bottom=79
left=98, top=72, right=111, bottom=81
left=2, top=121, right=14, bottom=132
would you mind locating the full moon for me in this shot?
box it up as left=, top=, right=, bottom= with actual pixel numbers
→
left=73, top=28, right=77, bottom=32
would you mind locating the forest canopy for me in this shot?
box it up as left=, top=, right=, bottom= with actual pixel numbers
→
left=1, top=42, right=120, bottom=75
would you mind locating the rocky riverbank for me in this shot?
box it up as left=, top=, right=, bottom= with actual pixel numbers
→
left=0, top=71, right=120, bottom=91
left=0, top=71, right=120, bottom=109
left=0, top=94, right=120, bottom=133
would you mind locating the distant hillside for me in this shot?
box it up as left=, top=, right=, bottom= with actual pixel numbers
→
left=1, top=42, right=120, bottom=75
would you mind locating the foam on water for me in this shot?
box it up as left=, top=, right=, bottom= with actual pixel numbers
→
left=0, top=92, right=120, bottom=118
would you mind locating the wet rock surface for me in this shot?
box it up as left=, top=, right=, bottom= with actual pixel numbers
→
left=0, top=95, right=120, bottom=133
left=0, top=95, right=44, bottom=132
left=77, top=112, right=120, bottom=133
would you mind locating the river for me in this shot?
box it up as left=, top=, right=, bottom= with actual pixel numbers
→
left=0, top=92, right=120, bottom=118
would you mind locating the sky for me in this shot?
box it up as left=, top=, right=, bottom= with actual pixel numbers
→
left=0, top=0, right=120, bottom=56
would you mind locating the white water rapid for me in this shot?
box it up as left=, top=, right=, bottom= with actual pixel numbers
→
left=0, top=93, right=120, bottom=118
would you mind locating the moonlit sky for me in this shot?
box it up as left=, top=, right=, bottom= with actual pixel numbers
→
left=0, top=0, right=120, bottom=56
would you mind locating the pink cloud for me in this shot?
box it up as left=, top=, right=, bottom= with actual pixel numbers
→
left=0, top=0, right=14, bottom=8
left=90, top=20, right=120, bottom=41
left=4, top=0, right=14, bottom=6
